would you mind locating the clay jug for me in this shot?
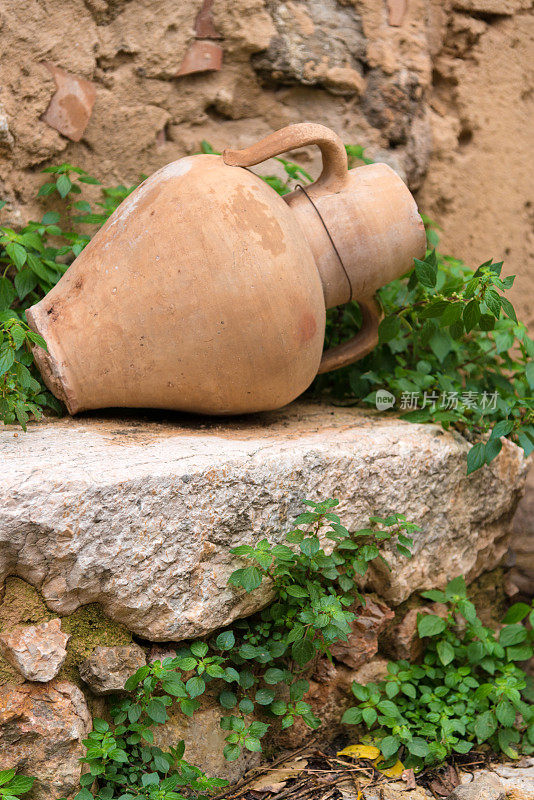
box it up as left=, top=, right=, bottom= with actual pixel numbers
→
left=27, top=123, right=426, bottom=415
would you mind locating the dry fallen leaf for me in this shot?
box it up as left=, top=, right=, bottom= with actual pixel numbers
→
left=337, top=745, right=381, bottom=760
left=337, top=744, right=405, bottom=780
left=429, top=763, right=461, bottom=796
left=246, top=759, right=308, bottom=793
left=377, top=759, right=405, bottom=778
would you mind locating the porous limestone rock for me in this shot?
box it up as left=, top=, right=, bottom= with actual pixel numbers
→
left=0, top=404, right=526, bottom=641
left=252, top=0, right=367, bottom=95
left=330, top=596, right=394, bottom=669
left=480, top=760, right=534, bottom=795
left=0, top=617, right=69, bottom=682
left=382, top=602, right=448, bottom=661
left=154, top=699, right=260, bottom=781
left=448, top=773, right=505, bottom=800
left=79, top=643, right=146, bottom=695
left=0, top=680, right=91, bottom=800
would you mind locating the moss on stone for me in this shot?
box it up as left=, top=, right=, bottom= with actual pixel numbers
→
left=0, top=656, right=24, bottom=687
left=60, top=603, right=134, bottom=684
left=0, top=576, right=137, bottom=686
left=468, top=566, right=509, bottom=628
left=0, top=576, right=52, bottom=632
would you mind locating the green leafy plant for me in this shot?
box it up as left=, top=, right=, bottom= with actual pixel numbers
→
left=342, top=576, right=534, bottom=771
left=119, top=500, right=416, bottom=763
left=0, top=165, right=140, bottom=427
left=37, top=163, right=101, bottom=200
left=71, top=726, right=227, bottom=800
left=0, top=315, right=57, bottom=428
left=318, top=242, right=533, bottom=474
left=0, top=770, right=34, bottom=799
left=76, top=499, right=415, bottom=798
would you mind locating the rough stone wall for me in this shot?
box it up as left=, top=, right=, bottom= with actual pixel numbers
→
left=0, top=0, right=435, bottom=223
left=0, top=0, right=532, bottom=316
left=1, top=0, right=531, bottom=301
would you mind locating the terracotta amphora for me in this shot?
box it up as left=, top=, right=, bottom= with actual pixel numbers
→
left=27, top=123, right=426, bottom=415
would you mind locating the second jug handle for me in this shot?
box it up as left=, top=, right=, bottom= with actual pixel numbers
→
left=223, top=122, right=348, bottom=195
left=317, top=296, right=383, bottom=374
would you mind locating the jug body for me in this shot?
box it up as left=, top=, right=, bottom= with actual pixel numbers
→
left=26, top=154, right=326, bottom=415
left=27, top=123, right=426, bottom=416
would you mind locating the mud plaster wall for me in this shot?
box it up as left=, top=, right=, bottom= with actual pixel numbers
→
left=0, top=0, right=532, bottom=315
left=0, top=0, right=532, bottom=316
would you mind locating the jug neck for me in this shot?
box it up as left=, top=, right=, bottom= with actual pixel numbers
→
left=284, top=163, right=427, bottom=311
left=285, top=186, right=351, bottom=309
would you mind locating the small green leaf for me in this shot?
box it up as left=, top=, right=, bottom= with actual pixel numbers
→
left=14, top=269, right=38, bottom=301
left=484, top=288, right=501, bottom=317
left=490, top=420, right=514, bottom=440
left=467, top=442, right=486, bottom=475
left=475, top=710, right=497, bottom=742
left=229, top=566, right=262, bottom=592
left=190, top=641, right=209, bottom=657
left=147, top=698, right=167, bottom=724
left=420, top=300, right=449, bottom=319
left=56, top=174, right=72, bottom=198
left=0, top=772, right=15, bottom=788
left=417, top=614, right=447, bottom=637
left=503, top=603, right=531, bottom=624
left=37, top=182, right=56, bottom=197
left=0, top=346, right=16, bottom=377
left=414, top=255, right=437, bottom=288
left=255, top=688, right=276, bottom=705
left=180, top=697, right=200, bottom=716
left=341, top=707, right=363, bottom=725
left=380, top=735, right=400, bottom=760
left=185, top=675, right=206, bottom=698
left=500, top=296, right=517, bottom=322
left=239, top=697, right=254, bottom=714
left=484, top=437, right=502, bottom=465
left=378, top=315, right=401, bottom=343
left=216, top=631, right=235, bottom=651
left=291, top=638, right=315, bottom=667
left=499, top=624, right=527, bottom=647
left=223, top=743, right=241, bottom=761
left=463, top=300, right=481, bottom=333
left=437, top=640, right=455, bottom=665
left=286, top=585, right=308, bottom=598
left=446, top=576, right=466, bottom=598
left=407, top=738, right=430, bottom=757
left=264, top=668, right=286, bottom=684
left=0, top=277, right=16, bottom=312
left=495, top=699, right=515, bottom=727
left=219, top=690, right=237, bottom=709
left=362, top=706, right=377, bottom=726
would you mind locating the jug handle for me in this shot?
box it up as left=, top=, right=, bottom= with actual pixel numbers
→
left=317, top=296, right=383, bottom=374
left=223, top=122, right=348, bottom=194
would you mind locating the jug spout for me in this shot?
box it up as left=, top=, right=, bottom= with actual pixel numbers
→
left=285, top=162, right=427, bottom=309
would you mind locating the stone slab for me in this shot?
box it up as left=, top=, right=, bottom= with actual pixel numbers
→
left=0, top=403, right=527, bottom=641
